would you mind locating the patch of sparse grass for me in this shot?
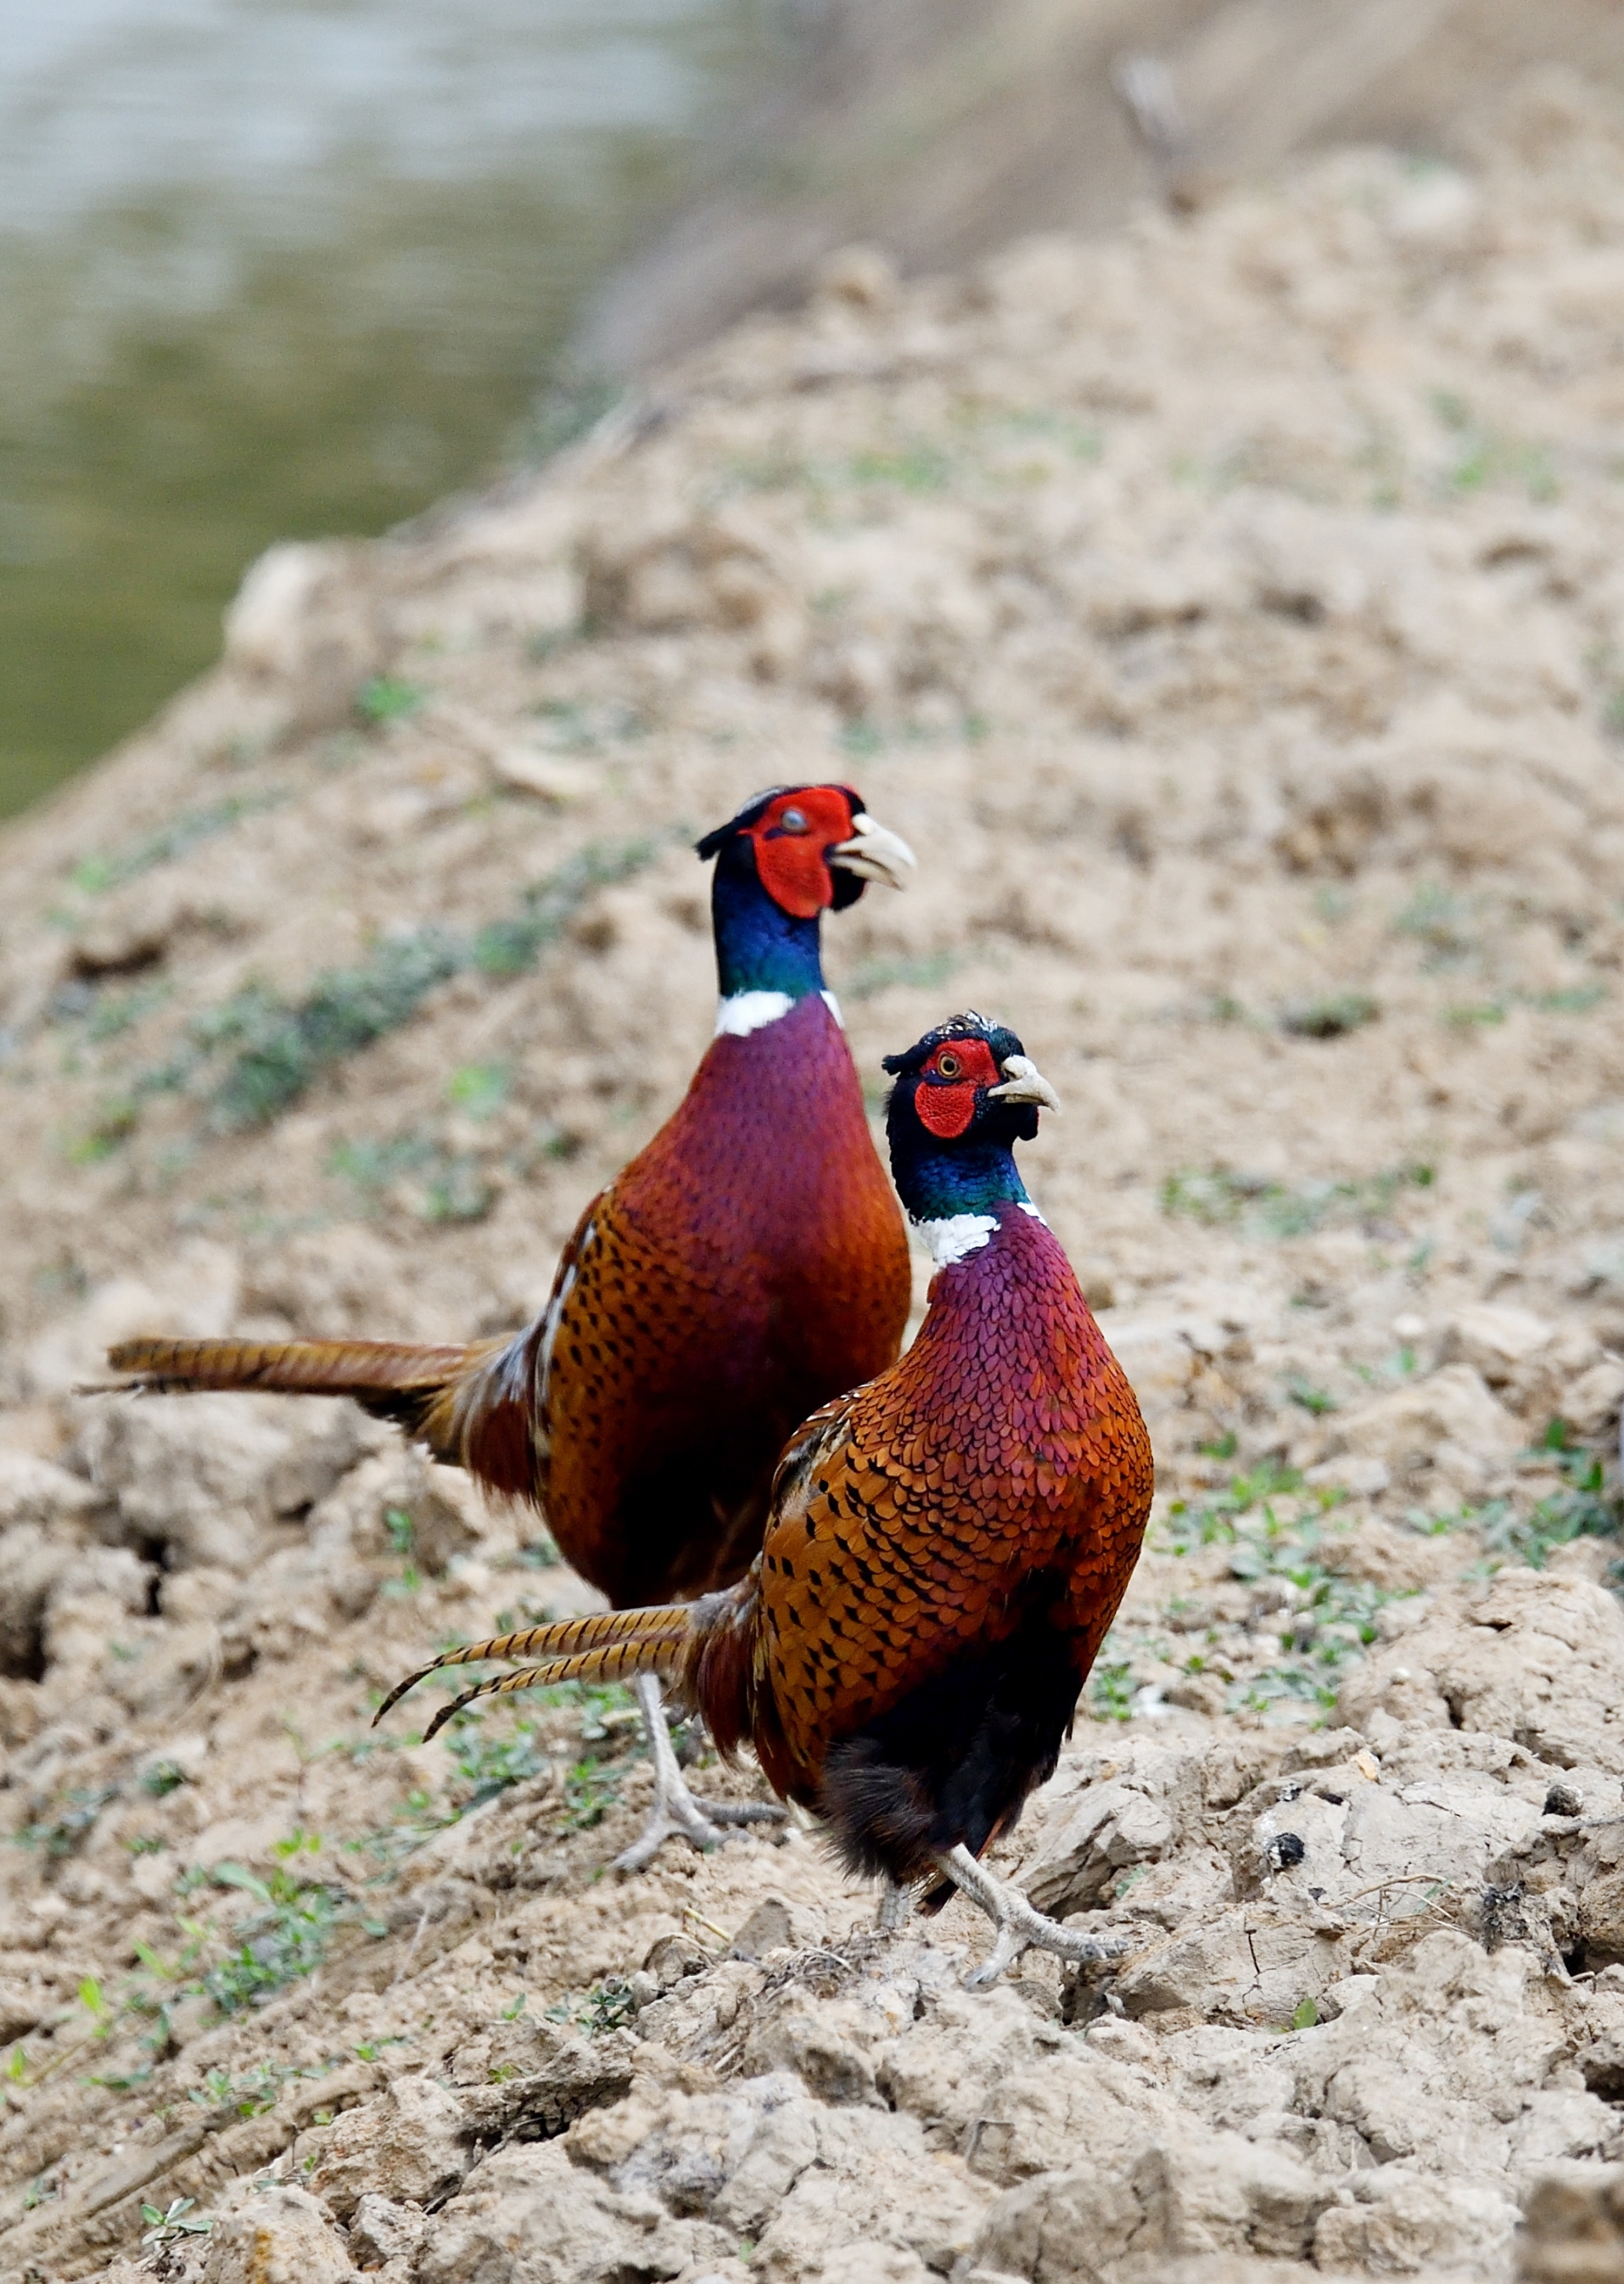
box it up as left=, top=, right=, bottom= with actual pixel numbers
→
left=1393, top=884, right=1474, bottom=960
left=1156, top=1468, right=1393, bottom=1716
left=1527, top=984, right=1608, bottom=1016
left=67, top=793, right=283, bottom=896
left=471, top=838, right=658, bottom=976
left=1432, top=1420, right=1623, bottom=1573
left=1089, top=1658, right=1136, bottom=1721
left=843, top=950, right=960, bottom=1002
left=200, top=1841, right=357, bottom=2013
left=846, top=442, right=953, bottom=493
left=202, top=930, right=462, bottom=1130
left=329, top=1131, right=495, bottom=1225
left=118, top=839, right=661, bottom=1142
left=1160, top=1162, right=1432, bottom=1240
left=1431, top=392, right=1558, bottom=501
left=13, top=1785, right=118, bottom=1858
left=442, top=1716, right=549, bottom=1811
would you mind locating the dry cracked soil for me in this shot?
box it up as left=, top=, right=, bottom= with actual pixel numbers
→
left=8, top=63, right=1624, bottom=2284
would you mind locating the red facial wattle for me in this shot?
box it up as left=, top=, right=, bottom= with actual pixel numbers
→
left=915, top=1038, right=1001, bottom=1139
left=747, top=787, right=859, bottom=919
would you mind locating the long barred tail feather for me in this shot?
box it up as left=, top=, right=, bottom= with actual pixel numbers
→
left=107, top=1335, right=475, bottom=1402
left=104, top=1330, right=540, bottom=1500
left=417, top=1638, right=686, bottom=1741
left=372, top=1603, right=695, bottom=1727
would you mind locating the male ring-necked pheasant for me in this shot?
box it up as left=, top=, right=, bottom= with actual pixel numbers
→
left=109, top=785, right=917, bottom=1867
left=374, top=1015, right=1155, bottom=1984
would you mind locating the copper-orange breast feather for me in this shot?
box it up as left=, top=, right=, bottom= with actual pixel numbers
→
left=377, top=1014, right=1155, bottom=1984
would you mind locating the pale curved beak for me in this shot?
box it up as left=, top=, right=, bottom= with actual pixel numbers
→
left=989, top=1054, right=1061, bottom=1114
left=830, top=811, right=917, bottom=892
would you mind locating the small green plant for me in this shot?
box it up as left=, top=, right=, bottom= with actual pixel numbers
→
left=384, top=1508, right=416, bottom=1559
left=355, top=675, right=427, bottom=726
left=141, top=1759, right=188, bottom=1799
left=1291, top=1996, right=1319, bottom=2030
left=443, top=1717, right=547, bottom=1810
left=14, top=1785, right=118, bottom=1858
left=446, top=1063, right=510, bottom=1119
left=202, top=1851, right=350, bottom=2013
left=562, top=1760, right=621, bottom=1831
left=141, top=2197, right=213, bottom=2249
left=65, top=1098, right=139, bottom=1164
left=1090, top=1659, right=1135, bottom=1722
left=1286, top=1378, right=1338, bottom=1417
left=1393, top=884, right=1473, bottom=960
left=581, top=1977, right=639, bottom=2035
left=187, top=2062, right=289, bottom=2117
left=1279, top=994, right=1378, bottom=1040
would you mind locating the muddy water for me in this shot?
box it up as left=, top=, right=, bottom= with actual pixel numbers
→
left=0, top=0, right=774, bottom=815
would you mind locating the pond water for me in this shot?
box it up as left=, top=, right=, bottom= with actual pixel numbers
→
left=0, top=0, right=775, bottom=815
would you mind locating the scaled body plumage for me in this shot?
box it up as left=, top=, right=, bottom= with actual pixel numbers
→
left=109, top=785, right=916, bottom=1866
left=378, top=1016, right=1156, bottom=1980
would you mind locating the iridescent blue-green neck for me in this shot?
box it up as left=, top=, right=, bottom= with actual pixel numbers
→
left=711, top=852, right=826, bottom=1000
left=885, top=1121, right=1032, bottom=1225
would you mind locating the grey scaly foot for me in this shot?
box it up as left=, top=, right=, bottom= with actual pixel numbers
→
left=876, top=1878, right=923, bottom=1933
left=612, top=1674, right=782, bottom=1873
left=933, top=1844, right=1138, bottom=1989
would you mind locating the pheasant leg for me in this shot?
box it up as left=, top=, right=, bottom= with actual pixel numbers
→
left=876, top=1878, right=922, bottom=1933
left=613, top=1674, right=783, bottom=1873
left=934, top=1844, right=1137, bottom=1989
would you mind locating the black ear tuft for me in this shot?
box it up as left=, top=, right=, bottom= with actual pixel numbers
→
left=882, top=1013, right=1019, bottom=1079
left=694, top=786, right=794, bottom=862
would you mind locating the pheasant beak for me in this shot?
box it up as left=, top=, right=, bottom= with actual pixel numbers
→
left=829, top=812, right=917, bottom=892
left=989, top=1054, right=1061, bottom=1114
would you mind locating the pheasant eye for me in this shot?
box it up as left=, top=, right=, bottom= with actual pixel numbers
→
left=780, top=807, right=809, bottom=835
left=935, top=1052, right=962, bottom=1079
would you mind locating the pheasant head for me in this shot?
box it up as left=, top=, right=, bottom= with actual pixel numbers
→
left=882, top=1014, right=1061, bottom=1247
left=697, top=784, right=914, bottom=1024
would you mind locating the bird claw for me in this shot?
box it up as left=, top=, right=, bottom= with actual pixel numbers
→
left=613, top=1674, right=784, bottom=1870
left=611, top=1787, right=783, bottom=1872
left=933, top=1844, right=1136, bottom=1989
left=613, top=1787, right=726, bottom=1873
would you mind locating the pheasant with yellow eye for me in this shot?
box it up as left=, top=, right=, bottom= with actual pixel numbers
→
left=377, top=1013, right=1155, bottom=1985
